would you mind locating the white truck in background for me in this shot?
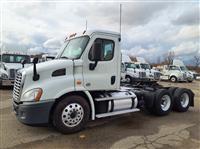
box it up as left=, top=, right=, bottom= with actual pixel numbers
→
left=134, top=61, right=161, bottom=81
left=173, top=59, right=196, bottom=81
left=0, top=52, right=31, bottom=86
left=122, top=62, right=147, bottom=83
left=12, top=30, right=195, bottom=134
left=160, top=65, right=193, bottom=82
left=131, top=57, right=161, bottom=81
left=121, top=55, right=147, bottom=83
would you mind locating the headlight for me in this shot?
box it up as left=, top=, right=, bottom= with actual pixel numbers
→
left=0, top=73, right=8, bottom=79
left=22, top=88, right=43, bottom=102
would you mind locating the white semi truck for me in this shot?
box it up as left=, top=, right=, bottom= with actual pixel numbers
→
left=133, top=57, right=161, bottom=81
left=160, top=65, right=193, bottom=82
left=173, top=59, right=196, bottom=81
left=0, top=52, right=31, bottom=86
left=122, top=62, right=148, bottom=83
left=12, top=30, right=195, bottom=134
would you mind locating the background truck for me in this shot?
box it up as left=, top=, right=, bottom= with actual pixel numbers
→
left=12, top=30, right=195, bottom=134
left=0, top=52, right=31, bottom=86
left=134, top=57, right=161, bottom=81
left=160, top=65, right=189, bottom=82
left=173, top=59, right=195, bottom=82
left=122, top=62, right=148, bottom=83
left=121, top=55, right=148, bottom=83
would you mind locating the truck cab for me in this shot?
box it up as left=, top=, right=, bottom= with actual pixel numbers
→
left=122, top=62, right=147, bottom=83
left=12, top=30, right=195, bottom=134
left=172, top=59, right=195, bottom=82
left=135, top=62, right=161, bottom=81
left=160, top=65, right=187, bottom=82
left=0, top=52, right=31, bottom=86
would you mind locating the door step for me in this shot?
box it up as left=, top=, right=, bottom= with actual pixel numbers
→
left=96, top=108, right=140, bottom=118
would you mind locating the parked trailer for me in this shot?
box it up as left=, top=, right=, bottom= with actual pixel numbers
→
left=12, top=30, right=195, bottom=134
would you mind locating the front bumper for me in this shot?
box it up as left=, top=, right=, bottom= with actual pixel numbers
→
left=13, top=100, right=55, bottom=125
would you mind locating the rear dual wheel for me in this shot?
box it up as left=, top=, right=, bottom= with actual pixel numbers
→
left=173, top=88, right=192, bottom=112
left=152, top=89, right=173, bottom=116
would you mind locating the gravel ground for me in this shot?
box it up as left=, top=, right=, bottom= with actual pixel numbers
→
left=0, top=81, right=199, bottom=149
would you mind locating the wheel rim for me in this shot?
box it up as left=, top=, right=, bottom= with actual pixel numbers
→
left=171, top=77, right=176, bottom=82
left=180, top=93, right=189, bottom=108
left=126, top=77, right=131, bottom=82
left=161, top=95, right=171, bottom=111
left=62, top=103, right=84, bottom=127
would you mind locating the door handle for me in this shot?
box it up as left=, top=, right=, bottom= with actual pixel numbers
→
left=111, top=76, right=116, bottom=85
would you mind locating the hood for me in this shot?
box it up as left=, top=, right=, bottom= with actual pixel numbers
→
left=4, top=63, right=31, bottom=70
left=21, top=59, right=73, bottom=75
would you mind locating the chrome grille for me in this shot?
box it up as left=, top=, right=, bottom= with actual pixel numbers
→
left=154, top=72, right=160, bottom=80
left=139, top=72, right=146, bottom=78
left=183, top=73, right=187, bottom=80
left=13, top=72, right=22, bottom=102
left=9, top=69, right=16, bottom=79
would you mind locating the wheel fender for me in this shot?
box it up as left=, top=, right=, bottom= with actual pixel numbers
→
left=83, top=91, right=95, bottom=120
left=142, top=91, right=156, bottom=108
left=170, top=75, right=177, bottom=79
left=55, top=90, right=95, bottom=120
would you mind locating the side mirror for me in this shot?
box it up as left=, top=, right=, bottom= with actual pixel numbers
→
left=32, top=57, right=39, bottom=81
left=89, top=42, right=102, bottom=70
left=21, top=59, right=27, bottom=68
left=32, top=57, right=39, bottom=64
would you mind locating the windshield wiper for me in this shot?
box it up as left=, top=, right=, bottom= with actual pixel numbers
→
left=60, top=56, right=69, bottom=59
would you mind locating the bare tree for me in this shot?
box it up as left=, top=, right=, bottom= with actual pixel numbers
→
left=194, top=55, right=200, bottom=68
left=163, top=51, right=175, bottom=65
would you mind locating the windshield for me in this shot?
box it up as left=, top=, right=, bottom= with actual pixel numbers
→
left=126, top=63, right=137, bottom=69
left=180, top=66, right=187, bottom=71
left=140, top=63, right=151, bottom=69
left=59, top=36, right=89, bottom=59
left=169, top=66, right=180, bottom=71
left=1, top=54, right=30, bottom=63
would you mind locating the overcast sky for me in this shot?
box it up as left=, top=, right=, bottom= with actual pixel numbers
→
left=0, top=1, right=199, bottom=65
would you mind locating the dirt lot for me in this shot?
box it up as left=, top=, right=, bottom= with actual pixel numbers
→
left=0, top=81, right=200, bottom=149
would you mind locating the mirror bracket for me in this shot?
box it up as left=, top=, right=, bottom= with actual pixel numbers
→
left=89, top=61, right=98, bottom=70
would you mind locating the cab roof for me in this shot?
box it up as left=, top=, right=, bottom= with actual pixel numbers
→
left=66, top=30, right=120, bottom=41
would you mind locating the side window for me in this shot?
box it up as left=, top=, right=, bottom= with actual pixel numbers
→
left=89, top=38, right=114, bottom=61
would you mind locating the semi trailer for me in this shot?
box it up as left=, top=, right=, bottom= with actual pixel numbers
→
left=12, top=30, right=195, bottom=134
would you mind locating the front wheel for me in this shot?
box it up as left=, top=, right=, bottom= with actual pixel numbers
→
left=187, top=79, right=193, bottom=83
left=170, top=76, right=177, bottom=82
left=52, top=95, right=90, bottom=134
left=125, top=75, right=133, bottom=84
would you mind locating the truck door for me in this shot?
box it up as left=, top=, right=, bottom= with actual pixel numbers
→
left=82, top=36, right=120, bottom=91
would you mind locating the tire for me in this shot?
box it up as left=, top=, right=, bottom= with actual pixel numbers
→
left=126, top=75, right=133, bottom=84
left=152, top=89, right=173, bottom=116
left=52, top=95, right=90, bottom=134
left=173, top=88, right=192, bottom=112
left=170, top=76, right=177, bottom=82
left=187, top=79, right=193, bottom=83
left=168, top=87, right=178, bottom=97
